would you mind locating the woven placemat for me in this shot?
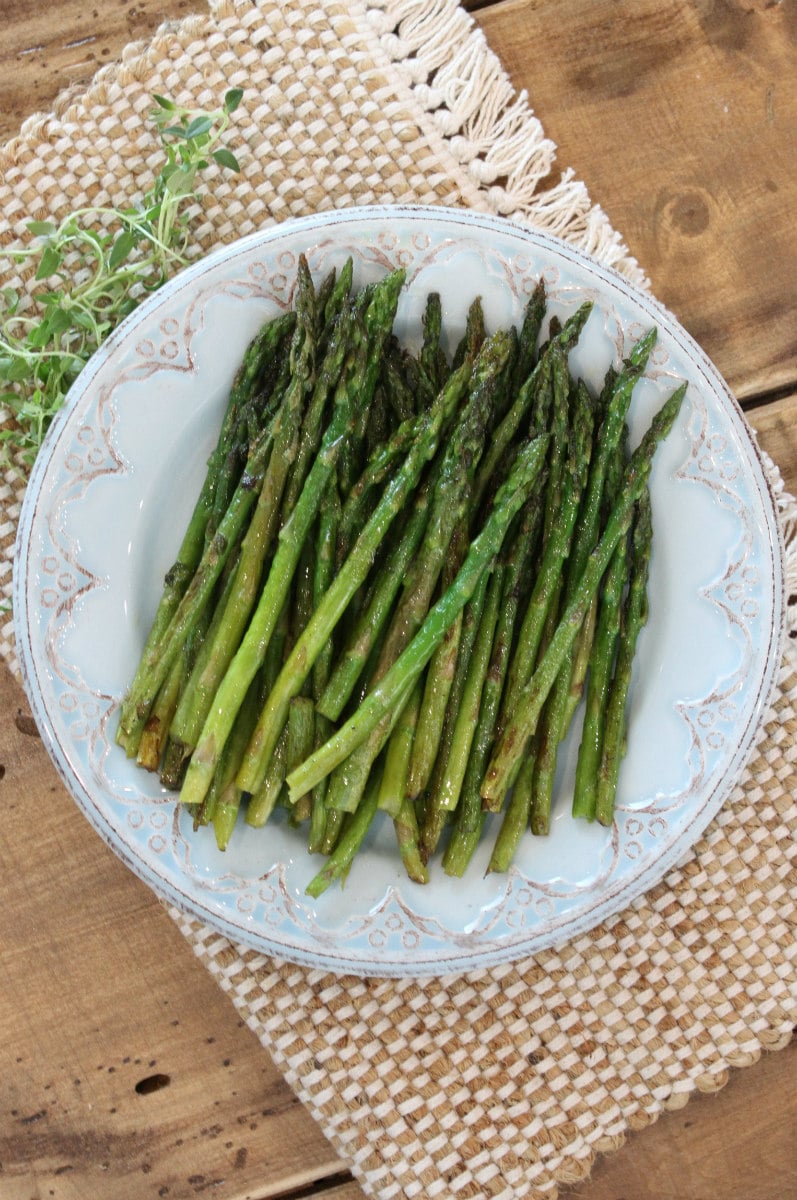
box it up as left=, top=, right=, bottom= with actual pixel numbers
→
left=2, top=2, right=795, bottom=1197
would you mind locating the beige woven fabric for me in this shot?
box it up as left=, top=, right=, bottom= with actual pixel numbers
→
left=0, top=0, right=642, bottom=675
left=1, top=2, right=795, bottom=1198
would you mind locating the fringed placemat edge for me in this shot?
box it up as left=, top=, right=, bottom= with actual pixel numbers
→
left=0, top=2, right=794, bottom=1197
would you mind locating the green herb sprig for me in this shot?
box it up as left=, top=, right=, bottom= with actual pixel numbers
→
left=0, top=88, right=244, bottom=466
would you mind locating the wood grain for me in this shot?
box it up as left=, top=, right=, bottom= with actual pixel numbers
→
left=0, top=2, right=795, bottom=1199
left=474, top=0, right=797, bottom=402
left=0, top=0, right=193, bottom=143
left=750, top=391, right=797, bottom=496
left=566, top=1037, right=797, bottom=1200
left=0, top=666, right=351, bottom=1200
left=2, top=392, right=795, bottom=1200
left=318, top=1044, right=797, bottom=1200
left=1, top=0, right=793, bottom=404
left=1, top=649, right=795, bottom=1200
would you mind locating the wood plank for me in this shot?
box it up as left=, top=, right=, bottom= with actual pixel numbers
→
left=474, top=0, right=797, bottom=402
left=323, top=1039, right=797, bottom=1200
left=3, top=362, right=796, bottom=1199
left=749, top=391, right=797, bottom=498
left=0, top=667, right=354, bottom=1200
left=2, top=0, right=794, bottom=404
left=563, top=1036, right=797, bottom=1200
left=1, top=3, right=796, bottom=1200
left=0, top=0, right=192, bottom=143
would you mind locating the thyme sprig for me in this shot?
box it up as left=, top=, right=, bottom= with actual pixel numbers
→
left=0, top=88, right=243, bottom=466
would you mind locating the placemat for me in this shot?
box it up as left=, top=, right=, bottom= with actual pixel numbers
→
left=2, top=1, right=795, bottom=1197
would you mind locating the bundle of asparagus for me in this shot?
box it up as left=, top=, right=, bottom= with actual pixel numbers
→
left=116, top=255, right=686, bottom=895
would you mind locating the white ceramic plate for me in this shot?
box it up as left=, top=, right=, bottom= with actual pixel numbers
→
left=15, top=205, right=783, bottom=976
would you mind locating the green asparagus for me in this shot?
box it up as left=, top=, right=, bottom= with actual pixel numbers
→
left=119, top=256, right=687, bottom=891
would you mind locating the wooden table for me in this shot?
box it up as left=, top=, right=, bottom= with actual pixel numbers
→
left=1, top=2, right=795, bottom=1197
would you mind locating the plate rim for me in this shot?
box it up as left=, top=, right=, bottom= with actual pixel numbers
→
left=13, top=203, right=786, bottom=976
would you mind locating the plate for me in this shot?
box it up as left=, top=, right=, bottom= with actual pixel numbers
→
left=14, top=205, right=784, bottom=976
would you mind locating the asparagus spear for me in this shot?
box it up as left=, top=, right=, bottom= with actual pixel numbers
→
left=404, top=502, right=476, bottom=804
left=471, top=301, right=592, bottom=511
left=138, top=577, right=219, bottom=776
left=527, top=378, right=597, bottom=835
left=417, top=568, right=491, bottom=859
left=319, top=330, right=513, bottom=815
left=380, top=339, right=417, bottom=423
left=206, top=311, right=297, bottom=538
left=595, top=490, right=653, bottom=826
left=442, top=497, right=543, bottom=877
left=336, top=276, right=404, bottom=495
left=571, top=515, right=629, bottom=822
left=318, top=259, right=354, bottom=346
left=245, top=724, right=288, bottom=828
left=289, top=538, right=316, bottom=685
left=480, top=381, right=687, bottom=811
left=176, top=269, right=406, bottom=812
left=316, top=479, right=433, bottom=722
left=285, top=434, right=549, bottom=804
left=200, top=671, right=265, bottom=848
left=286, top=263, right=356, bottom=503
left=487, top=748, right=536, bottom=872
left=311, top=483, right=341, bottom=700
left=165, top=282, right=354, bottom=766
left=314, top=266, right=338, bottom=333
left=490, top=381, right=594, bottom=778
left=565, top=331, right=657, bottom=600
left=394, top=792, right=429, bottom=885
left=307, top=481, right=342, bottom=853
left=404, top=608, right=463, bottom=803
left=234, top=360, right=472, bottom=798
left=135, top=645, right=187, bottom=773
left=452, top=296, right=486, bottom=369
left=512, top=278, right=547, bottom=393
left=285, top=697, right=316, bottom=825
left=336, top=375, right=461, bottom=568
left=490, top=326, right=520, bottom=424
left=419, top=291, right=448, bottom=396
left=528, top=664, right=571, bottom=837
left=554, top=338, right=655, bottom=742
left=305, top=772, right=382, bottom=898
left=490, top=341, right=572, bottom=780
left=115, top=420, right=275, bottom=756
left=558, top=376, right=617, bottom=730
left=429, top=564, right=505, bottom=817
left=377, top=680, right=423, bottom=818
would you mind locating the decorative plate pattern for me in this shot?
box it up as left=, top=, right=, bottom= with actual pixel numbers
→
left=14, top=206, right=784, bottom=975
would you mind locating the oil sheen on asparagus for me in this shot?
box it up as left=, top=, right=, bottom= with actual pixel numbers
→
left=117, top=256, right=686, bottom=895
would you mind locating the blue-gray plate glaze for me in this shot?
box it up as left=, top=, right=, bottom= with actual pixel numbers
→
left=14, top=205, right=784, bottom=976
